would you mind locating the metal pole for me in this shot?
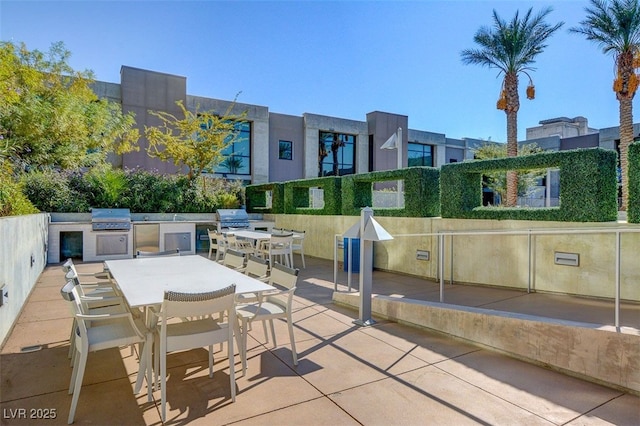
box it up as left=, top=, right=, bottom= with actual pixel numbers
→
left=333, top=235, right=337, bottom=291
left=439, top=233, right=444, bottom=302
left=449, top=234, right=453, bottom=285
left=347, top=237, right=353, bottom=292
left=354, top=207, right=375, bottom=326
left=527, top=231, right=531, bottom=293
left=615, top=231, right=621, bottom=328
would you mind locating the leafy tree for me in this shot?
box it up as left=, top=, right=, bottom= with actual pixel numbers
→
left=461, top=8, right=563, bottom=207
left=473, top=143, right=545, bottom=204
left=570, top=0, right=640, bottom=212
left=0, top=41, right=139, bottom=171
left=145, top=100, right=246, bottom=181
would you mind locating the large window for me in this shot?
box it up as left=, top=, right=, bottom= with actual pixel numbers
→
left=213, top=121, right=251, bottom=175
left=408, top=142, right=433, bottom=167
left=318, top=131, right=355, bottom=177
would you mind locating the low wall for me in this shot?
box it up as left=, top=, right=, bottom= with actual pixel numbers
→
left=0, top=213, right=49, bottom=347
left=333, top=292, right=640, bottom=394
left=270, top=214, right=640, bottom=302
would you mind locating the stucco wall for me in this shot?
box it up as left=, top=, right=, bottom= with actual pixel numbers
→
left=272, top=214, right=640, bottom=302
left=0, top=214, right=49, bottom=347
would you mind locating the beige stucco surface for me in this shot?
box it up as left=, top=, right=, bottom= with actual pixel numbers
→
left=272, top=214, right=640, bottom=302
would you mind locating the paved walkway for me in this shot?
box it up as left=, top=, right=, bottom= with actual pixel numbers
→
left=1, top=256, right=638, bottom=425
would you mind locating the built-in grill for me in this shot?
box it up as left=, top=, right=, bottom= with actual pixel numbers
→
left=91, top=208, right=132, bottom=231
left=216, top=209, right=250, bottom=231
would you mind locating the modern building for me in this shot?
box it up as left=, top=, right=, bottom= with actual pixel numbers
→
left=93, top=66, right=637, bottom=193
left=92, top=66, right=490, bottom=184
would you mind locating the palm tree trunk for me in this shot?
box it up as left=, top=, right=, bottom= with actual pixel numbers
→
left=619, top=96, right=633, bottom=212
left=505, top=72, right=519, bottom=207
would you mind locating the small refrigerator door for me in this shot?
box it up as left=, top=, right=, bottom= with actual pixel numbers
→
left=134, top=223, right=160, bottom=253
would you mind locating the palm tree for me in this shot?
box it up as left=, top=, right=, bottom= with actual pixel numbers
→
left=461, top=8, right=563, bottom=207
left=570, top=0, right=640, bottom=212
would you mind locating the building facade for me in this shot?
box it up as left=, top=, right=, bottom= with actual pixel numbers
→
left=93, top=66, right=636, bottom=190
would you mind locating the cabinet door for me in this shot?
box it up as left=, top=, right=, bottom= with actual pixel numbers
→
left=164, top=232, right=191, bottom=252
left=96, top=234, right=129, bottom=256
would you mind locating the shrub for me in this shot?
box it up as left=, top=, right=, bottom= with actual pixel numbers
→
left=246, top=182, right=285, bottom=213
left=283, top=176, right=341, bottom=215
left=0, top=170, right=39, bottom=216
left=341, top=167, right=440, bottom=217
left=440, top=148, right=618, bottom=222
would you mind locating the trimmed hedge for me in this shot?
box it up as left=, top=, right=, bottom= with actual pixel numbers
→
left=283, top=176, right=342, bottom=215
left=440, top=148, right=618, bottom=222
left=341, top=167, right=440, bottom=217
left=246, top=182, right=285, bottom=214
left=629, top=142, right=640, bottom=223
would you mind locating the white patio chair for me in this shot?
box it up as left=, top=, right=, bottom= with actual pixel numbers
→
left=60, top=279, right=130, bottom=365
left=236, top=263, right=299, bottom=375
left=290, top=229, right=306, bottom=268
left=258, top=233, right=293, bottom=268
left=67, top=286, right=153, bottom=424
left=153, top=285, right=237, bottom=422
left=62, top=258, right=111, bottom=282
left=207, top=229, right=227, bottom=261
left=62, top=259, right=118, bottom=296
left=223, top=249, right=246, bottom=271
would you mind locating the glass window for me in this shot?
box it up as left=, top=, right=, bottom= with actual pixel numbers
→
left=318, top=131, right=356, bottom=177
left=408, top=142, right=433, bottom=167
left=211, top=121, right=251, bottom=176
left=279, top=140, right=293, bottom=160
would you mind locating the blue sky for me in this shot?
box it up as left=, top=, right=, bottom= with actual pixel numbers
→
left=1, top=0, right=635, bottom=142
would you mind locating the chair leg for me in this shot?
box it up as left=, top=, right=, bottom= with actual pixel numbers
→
left=208, top=344, right=214, bottom=378
left=161, top=343, right=167, bottom=422
left=227, top=331, right=236, bottom=402
left=269, top=320, right=277, bottom=347
left=300, top=249, right=306, bottom=268
left=288, top=316, right=298, bottom=366
left=68, top=349, right=88, bottom=424
left=241, top=318, right=248, bottom=376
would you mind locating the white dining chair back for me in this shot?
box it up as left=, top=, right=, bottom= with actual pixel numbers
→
left=259, top=233, right=293, bottom=268
left=156, top=285, right=237, bottom=422
left=244, top=255, right=269, bottom=281
left=208, top=229, right=227, bottom=261
left=236, top=262, right=299, bottom=374
left=67, top=286, right=152, bottom=424
left=223, top=249, right=246, bottom=271
left=136, top=249, right=180, bottom=258
left=290, top=229, right=306, bottom=268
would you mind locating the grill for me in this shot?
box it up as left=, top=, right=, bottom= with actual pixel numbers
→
left=216, top=209, right=250, bottom=231
left=91, top=208, right=132, bottom=231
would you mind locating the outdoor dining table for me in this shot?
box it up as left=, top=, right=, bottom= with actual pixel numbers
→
left=104, top=254, right=274, bottom=392
left=105, top=254, right=273, bottom=308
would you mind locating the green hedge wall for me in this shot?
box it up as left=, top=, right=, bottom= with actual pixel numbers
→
left=440, top=148, right=618, bottom=222
left=246, top=182, right=284, bottom=214
left=629, top=142, right=640, bottom=223
left=341, top=167, right=440, bottom=217
left=283, top=176, right=342, bottom=215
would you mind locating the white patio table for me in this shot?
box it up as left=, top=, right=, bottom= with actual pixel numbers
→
left=105, top=254, right=273, bottom=308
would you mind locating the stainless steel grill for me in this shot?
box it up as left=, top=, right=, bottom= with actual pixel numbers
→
left=91, top=208, right=132, bottom=231
left=216, top=209, right=250, bottom=231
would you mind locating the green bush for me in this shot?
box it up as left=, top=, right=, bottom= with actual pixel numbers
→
left=283, top=176, right=341, bottom=215
left=246, top=182, right=284, bottom=213
left=341, top=167, right=440, bottom=217
left=629, top=142, right=640, bottom=223
left=17, top=168, right=244, bottom=214
left=21, top=170, right=89, bottom=212
left=440, top=148, right=618, bottom=222
left=0, top=171, right=39, bottom=216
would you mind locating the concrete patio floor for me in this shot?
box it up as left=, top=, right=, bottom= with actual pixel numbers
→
left=1, top=255, right=639, bottom=425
